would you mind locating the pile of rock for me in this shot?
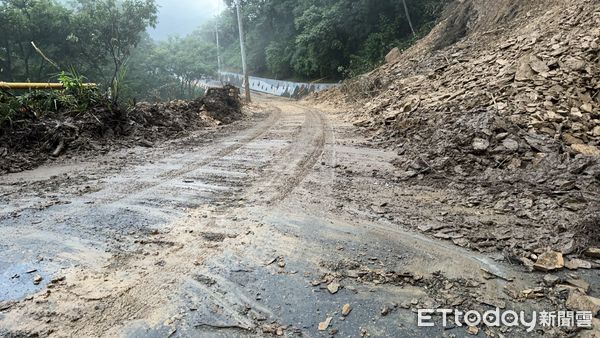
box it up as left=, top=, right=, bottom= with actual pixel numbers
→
left=354, top=0, right=598, bottom=175
left=314, top=0, right=599, bottom=254
left=318, top=0, right=598, bottom=171
left=132, top=86, right=243, bottom=134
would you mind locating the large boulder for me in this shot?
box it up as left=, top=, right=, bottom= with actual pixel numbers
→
left=385, top=47, right=401, bottom=64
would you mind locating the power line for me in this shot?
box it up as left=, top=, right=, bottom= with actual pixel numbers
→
left=401, top=0, right=416, bottom=37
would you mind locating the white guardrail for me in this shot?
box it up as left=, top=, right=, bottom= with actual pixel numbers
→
left=199, top=72, right=339, bottom=99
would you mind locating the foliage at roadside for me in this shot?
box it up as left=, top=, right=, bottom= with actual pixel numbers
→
left=212, top=0, right=449, bottom=80
left=1, top=71, right=112, bottom=127
left=0, top=0, right=215, bottom=101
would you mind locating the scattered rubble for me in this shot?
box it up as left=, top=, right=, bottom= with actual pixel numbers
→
left=318, top=317, right=333, bottom=331
left=543, top=274, right=560, bottom=287
left=313, top=0, right=600, bottom=266
left=466, top=326, right=479, bottom=335
left=565, top=278, right=590, bottom=292
left=318, top=258, right=495, bottom=322
left=565, top=258, right=592, bottom=270
left=533, top=251, right=564, bottom=272
left=33, top=275, right=43, bottom=285
left=565, top=289, right=600, bottom=316
left=327, top=281, right=341, bottom=294
left=341, top=304, right=352, bottom=316
left=585, top=248, right=600, bottom=259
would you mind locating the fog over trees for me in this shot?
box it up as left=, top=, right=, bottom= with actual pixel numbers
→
left=149, top=0, right=221, bottom=40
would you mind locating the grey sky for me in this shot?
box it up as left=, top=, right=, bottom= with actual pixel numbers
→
left=150, top=0, right=224, bottom=40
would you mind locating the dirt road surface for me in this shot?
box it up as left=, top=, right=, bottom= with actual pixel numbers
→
left=0, top=95, right=597, bottom=337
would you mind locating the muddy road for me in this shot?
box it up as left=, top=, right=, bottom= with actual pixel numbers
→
left=0, top=95, right=597, bottom=337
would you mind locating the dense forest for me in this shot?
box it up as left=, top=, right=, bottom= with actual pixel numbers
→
left=215, top=0, right=448, bottom=80
left=0, top=0, right=448, bottom=101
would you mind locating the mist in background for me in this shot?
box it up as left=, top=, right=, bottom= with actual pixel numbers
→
left=150, top=0, right=223, bottom=40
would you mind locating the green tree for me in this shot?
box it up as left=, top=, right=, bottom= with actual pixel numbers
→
left=159, top=34, right=217, bottom=98
left=213, top=0, right=448, bottom=80
left=0, top=0, right=73, bottom=81
left=72, top=0, right=158, bottom=99
left=0, top=0, right=449, bottom=100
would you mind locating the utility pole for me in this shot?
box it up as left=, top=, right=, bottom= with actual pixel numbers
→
left=235, top=0, right=251, bottom=102
left=215, top=0, right=222, bottom=83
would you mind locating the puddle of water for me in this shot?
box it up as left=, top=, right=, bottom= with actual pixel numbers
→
left=0, top=227, right=110, bottom=302
left=0, top=262, right=48, bottom=302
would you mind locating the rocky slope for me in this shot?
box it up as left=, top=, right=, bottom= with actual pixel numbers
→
left=313, top=0, right=599, bottom=262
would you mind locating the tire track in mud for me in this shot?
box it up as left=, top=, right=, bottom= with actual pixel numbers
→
left=0, top=109, right=280, bottom=222
left=0, top=99, right=331, bottom=337
left=75, top=102, right=330, bottom=336
left=142, top=104, right=334, bottom=337
left=245, top=103, right=328, bottom=204
left=127, top=103, right=331, bottom=336
left=0, top=108, right=285, bottom=241
left=1, top=96, right=385, bottom=338
left=0, top=101, right=322, bottom=243
left=271, top=111, right=327, bottom=203
left=90, top=107, right=283, bottom=206
left=0, top=107, right=288, bottom=317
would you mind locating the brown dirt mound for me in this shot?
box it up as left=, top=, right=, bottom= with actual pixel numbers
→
left=198, top=85, right=243, bottom=124
left=0, top=86, right=243, bottom=174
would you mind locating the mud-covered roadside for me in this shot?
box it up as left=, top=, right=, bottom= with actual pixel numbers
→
left=0, top=96, right=597, bottom=337
left=0, top=85, right=243, bottom=175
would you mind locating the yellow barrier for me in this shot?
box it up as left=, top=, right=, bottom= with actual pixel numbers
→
left=0, top=82, right=96, bottom=90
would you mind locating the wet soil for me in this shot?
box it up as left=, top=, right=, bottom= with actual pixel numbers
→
left=0, top=95, right=598, bottom=337
left=0, top=86, right=242, bottom=175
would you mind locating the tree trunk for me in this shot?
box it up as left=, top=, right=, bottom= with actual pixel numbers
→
left=18, top=42, right=31, bottom=80
left=4, top=42, right=14, bottom=81
left=24, top=54, right=30, bottom=80
left=402, top=0, right=416, bottom=37
left=111, top=57, right=121, bottom=103
left=37, top=58, right=45, bottom=81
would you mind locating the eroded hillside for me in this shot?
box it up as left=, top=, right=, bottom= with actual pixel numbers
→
left=314, top=0, right=600, bottom=255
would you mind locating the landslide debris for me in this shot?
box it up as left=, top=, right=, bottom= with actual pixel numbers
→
left=0, top=85, right=243, bottom=174
left=313, top=0, right=599, bottom=259
left=200, top=86, right=243, bottom=124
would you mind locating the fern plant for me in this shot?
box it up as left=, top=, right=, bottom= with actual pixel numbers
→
left=58, top=68, right=85, bottom=92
